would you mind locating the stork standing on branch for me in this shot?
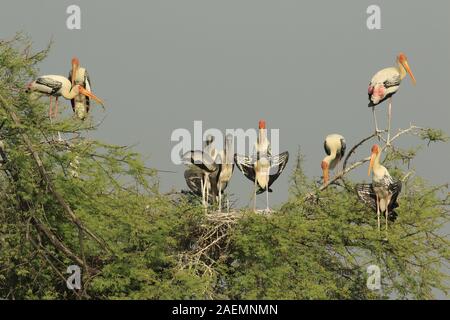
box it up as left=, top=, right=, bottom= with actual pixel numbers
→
left=69, top=57, right=94, bottom=120
left=183, top=135, right=234, bottom=212
left=184, top=135, right=217, bottom=208
left=26, top=75, right=104, bottom=119
left=368, top=53, right=416, bottom=142
left=321, top=134, right=346, bottom=184
left=356, top=144, right=402, bottom=233
left=234, top=120, right=289, bottom=213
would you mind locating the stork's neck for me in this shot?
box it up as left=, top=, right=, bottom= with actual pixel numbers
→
left=258, top=128, right=267, bottom=142
left=397, top=60, right=407, bottom=80
left=323, top=153, right=336, bottom=166
left=62, top=87, right=79, bottom=100
left=372, top=151, right=387, bottom=177
left=223, top=141, right=233, bottom=164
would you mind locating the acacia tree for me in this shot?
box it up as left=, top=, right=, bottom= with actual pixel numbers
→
left=0, top=34, right=448, bottom=299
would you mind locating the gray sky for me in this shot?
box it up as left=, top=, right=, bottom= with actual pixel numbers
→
left=1, top=0, right=449, bottom=297
left=1, top=0, right=449, bottom=208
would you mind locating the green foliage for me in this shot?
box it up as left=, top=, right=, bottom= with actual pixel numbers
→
left=0, top=34, right=448, bottom=300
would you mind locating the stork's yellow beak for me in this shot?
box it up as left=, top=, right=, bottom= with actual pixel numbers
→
left=79, top=86, right=104, bottom=106
left=368, top=152, right=376, bottom=176
left=321, top=160, right=329, bottom=184
left=71, top=63, right=77, bottom=87
left=401, top=59, right=416, bottom=85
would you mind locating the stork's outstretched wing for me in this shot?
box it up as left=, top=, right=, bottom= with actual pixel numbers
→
left=267, top=151, right=289, bottom=188
left=356, top=183, right=399, bottom=222
left=183, top=150, right=217, bottom=172
left=234, top=154, right=255, bottom=183
left=184, top=166, right=204, bottom=196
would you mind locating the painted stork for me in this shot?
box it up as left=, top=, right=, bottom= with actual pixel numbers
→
left=184, top=134, right=235, bottom=212
left=356, top=144, right=402, bottom=232
left=321, top=134, right=346, bottom=184
left=234, top=120, right=289, bottom=212
left=26, top=75, right=104, bottom=119
left=69, top=57, right=93, bottom=120
left=183, top=135, right=217, bottom=208
left=368, top=53, right=416, bottom=140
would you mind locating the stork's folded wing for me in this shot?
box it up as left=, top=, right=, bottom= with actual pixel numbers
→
left=184, top=166, right=204, bottom=196
left=356, top=183, right=377, bottom=211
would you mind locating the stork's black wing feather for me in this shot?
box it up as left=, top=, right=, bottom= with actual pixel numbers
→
left=356, top=183, right=399, bottom=222
left=383, top=74, right=401, bottom=88
left=388, top=180, right=402, bottom=211
left=84, top=70, right=91, bottom=107
left=234, top=154, right=256, bottom=183
left=324, top=140, right=331, bottom=156
left=184, top=166, right=204, bottom=196
left=356, top=183, right=377, bottom=211
left=36, top=77, right=62, bottom=95
left=183, top=150, right=217, bottom=172
left=267, top=151, right=289, bottom=189
left=340, top=138, right=346, bottom=159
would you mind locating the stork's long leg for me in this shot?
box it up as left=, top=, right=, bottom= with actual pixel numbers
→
left=387, top=98, right=392, bottom=144
left=253, top=176, right=257, bottom=212
left=385, top=209, right=388, bottom=232
left=265, top=183, right=270, bottom=212
left=385, top=194, right=392, bottom=232
left=218, top=183, right=222, bottom=213
left=372, top=106, right=380, bottom=134
left=49, top=96, right=53, bottom=119
left=55, top=97, right=59, bottom=119
left=376, top=195, right=381, bottom=232
left=201, top=176, right=206, bottom=208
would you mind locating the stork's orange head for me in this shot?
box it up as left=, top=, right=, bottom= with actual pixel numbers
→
left=71, top=57, right=80, bottom=66
left=259, top=120, right=266, bottom=129
left=397, top=53, right=407, bottom=63
left=371, top=144, right=380, bottom=154
left=397, top=52, right=416, bottom=85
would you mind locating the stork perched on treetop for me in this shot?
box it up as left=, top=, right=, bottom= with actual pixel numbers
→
left=69, top=57, right=95, bottom=120
left=368, top=53, right=416, bottom=141
left=234, top=120, right=289, bottom=213
left=321, top=134, right=346, bottom=185
left=183, top=134, right=235, bottom=212
left=26, top=75, right=104, bottom=119
left=356, top=144, right=402, bottom=233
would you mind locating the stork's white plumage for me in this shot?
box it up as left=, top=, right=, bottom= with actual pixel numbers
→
left=235, top=120, right=289, bottom=213
left=356, top=144, right=402, bottom=233
left=321, top=133, right=346, bottom=184
left=368, top=53, right=416, bottom=139
left=26, top=75, right=104, bottom=119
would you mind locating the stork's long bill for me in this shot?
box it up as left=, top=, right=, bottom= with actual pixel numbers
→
left=368, top=144, right=380, bottom=176
left=78, top=86, right=104, bottom=106
left=321, top=161, right=329, bottom=184
left=71, top=57, right=79, bottom=87
left=398, top=53, right=416, bottom=85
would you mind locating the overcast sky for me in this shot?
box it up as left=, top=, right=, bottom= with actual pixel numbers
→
left=2, top=0, right=449, bottom=205
left=1, top=0, right=449, bottom=297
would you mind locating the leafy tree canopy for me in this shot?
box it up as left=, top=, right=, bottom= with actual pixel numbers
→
left=0, top=34, right=448, bottom=299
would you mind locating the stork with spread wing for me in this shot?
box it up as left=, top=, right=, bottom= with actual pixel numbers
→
left=234, top=120, right=289, bottom=213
